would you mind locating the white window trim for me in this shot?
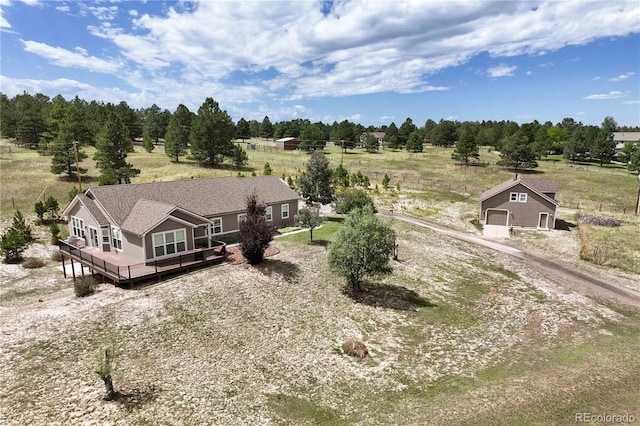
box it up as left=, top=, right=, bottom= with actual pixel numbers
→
left=238, top=213, right=247, bottom=227
left=265, top=206, right=273, bottom=221
left=518, top=193, right=528, bottom=203
left=281, top=203, right=290, bottom=219
left=87, top=226, right=99, bottom=248
left=111, top=226, right=123, bottom=252
left=509, top=192, right=518, bottom=202
left=71, top=216, right=84, bottom=237
left=101, top=227, right=110, bottom=244
left=211, top=217, right=223, bottom=235
left=151, top=228, right=187, bottom=259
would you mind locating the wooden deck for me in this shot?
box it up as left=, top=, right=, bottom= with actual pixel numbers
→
left=58, top=239, right=227, bottom=287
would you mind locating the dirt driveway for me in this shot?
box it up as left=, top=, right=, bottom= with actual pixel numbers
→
left=386, top=211, right=640, bottom=309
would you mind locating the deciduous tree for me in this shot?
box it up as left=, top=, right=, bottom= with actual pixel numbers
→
left=295, top=207, right=324, bottom=242
left=497, top=133, right=538, bottom=171
left=334, top=188, right=376, bottom=214
left=328, top=206, right=396, bottom=292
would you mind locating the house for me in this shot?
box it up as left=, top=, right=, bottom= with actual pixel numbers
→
left=479, top=176, right=559, bottom=230
left=275, top=137, right=300, bottom=150
left=359, top=132, right=385, bottom=145
left=59, top=176, right=300, bottom=285
left=613, top=132, right=640, bottom=153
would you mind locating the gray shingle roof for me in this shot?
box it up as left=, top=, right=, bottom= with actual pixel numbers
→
left=480, top=176, right=559, bottom=205
left=78, top=193, right=110, bottom=226
left=86, top=176, right=300, bottom=229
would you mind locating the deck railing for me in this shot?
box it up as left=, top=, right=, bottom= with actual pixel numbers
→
left=58, top=239, right=227, bottom=283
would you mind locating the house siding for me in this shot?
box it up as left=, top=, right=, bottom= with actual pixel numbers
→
left=481, top=183, right=555, bottom=228
left=206, top=200, right=298, bottom=236
left=144, top=218, right=195, bottom=261
left=122, top=231, right=145, bottom=263
left=67, top=203, right=100, bottom=244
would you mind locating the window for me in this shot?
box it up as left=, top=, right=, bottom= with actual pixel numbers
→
left=72, top=217, right=84, bottom=237
left=281, top=203, right=289, bottom=219
left=510, top=192, right=528, bottom=203
left=211, top=218, right=223, bottom=235
left=102, top=228, right=110, bottom=244
left=265, top=206, right=273, bottom=221
left=153, top=229, right=186, bottom=258
left=238, top=213, right=247, bottom=227
left=111, top=226, right=123, bottom=251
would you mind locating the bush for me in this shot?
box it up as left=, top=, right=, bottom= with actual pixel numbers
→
left=238, top=193, right=275, bottom=265
left=334, top=188, right=376, bottom=214
left=51, top=250, right=63, bottom=262
left=22, top=257, right=47, bottom=269
left=74, top=276, right=99, bottom=297
left=50, top=223, right=61, bottom=244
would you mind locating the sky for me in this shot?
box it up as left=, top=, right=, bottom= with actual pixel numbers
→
left=1, top=0, right=639, bottom=127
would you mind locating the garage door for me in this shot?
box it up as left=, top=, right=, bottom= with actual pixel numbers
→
left=486, top=209, right=508, bottom=226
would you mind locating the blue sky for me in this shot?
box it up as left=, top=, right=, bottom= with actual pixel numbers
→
left=1, top=0, right=639, bottom=127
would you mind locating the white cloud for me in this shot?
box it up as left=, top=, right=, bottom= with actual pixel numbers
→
left=85, top=5, right=118, bottom=21
left=487, top=64, right=517, bottom=78
left=6, top=0, right=640, bottom=117
left=55, top=5, right=69, bottom=13
left=73, top=0, right=639, bottom=101
left=623, top=100, right=640, bottom=105
left=584, top=91, right=627, bottom=100
left=610, top=72, right=635, bottom=82
left=592, top=76, right=602, bottom=81
left=21, top=40, right=121, bottom=73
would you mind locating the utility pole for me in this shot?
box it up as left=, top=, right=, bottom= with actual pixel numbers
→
left=74, top=141, right=82, bottom=192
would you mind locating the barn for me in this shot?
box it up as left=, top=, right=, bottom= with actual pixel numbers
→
left=275, top=137, right=300, bottom=151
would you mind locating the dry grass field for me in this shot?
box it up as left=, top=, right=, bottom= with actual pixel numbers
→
left=1, top=137, right=640, bottom=424
left=1, top=221, right=639, bottom=425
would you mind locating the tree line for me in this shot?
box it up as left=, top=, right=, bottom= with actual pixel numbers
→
left=2, top=92, right=639, bottom=184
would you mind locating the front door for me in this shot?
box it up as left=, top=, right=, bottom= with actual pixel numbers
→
left=88, top=227, right=99, bottom=248
left=538, top=213, right=549, bottom=229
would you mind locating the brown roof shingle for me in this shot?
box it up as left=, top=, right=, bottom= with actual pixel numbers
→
left=87, top=175, right=300, bottom=229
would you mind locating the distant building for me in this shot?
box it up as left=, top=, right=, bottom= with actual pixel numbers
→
left=359, top=132, right=385, bottom=145
left=613, top=132, right=640, bottom=152
left=275, top=137, right=300, bottom=150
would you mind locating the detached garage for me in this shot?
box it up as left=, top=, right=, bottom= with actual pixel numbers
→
left=479, top=176, right=559, bottom=230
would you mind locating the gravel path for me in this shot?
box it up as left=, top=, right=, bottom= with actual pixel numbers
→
left=384, top=210, right=640, bottom=309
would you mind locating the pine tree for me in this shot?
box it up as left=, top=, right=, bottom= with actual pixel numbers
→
left=94, top=112, right=139, bottom=185
left=451, top=125, right=479, bottom=164
left=189, top=98, right=236, bottom=166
